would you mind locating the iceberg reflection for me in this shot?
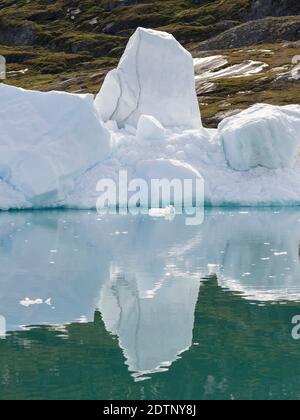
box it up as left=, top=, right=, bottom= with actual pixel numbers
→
left=214, top=210, right=300, bottom=301
left=0, top=208, right=300, bottom=378
left=99, top=267, right=200, bottom=379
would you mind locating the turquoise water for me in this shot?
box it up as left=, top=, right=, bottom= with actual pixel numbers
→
left=0, top=208, right=300, bottom=400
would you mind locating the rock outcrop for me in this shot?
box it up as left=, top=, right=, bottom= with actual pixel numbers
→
left=194, top=16, right=300, bottom=51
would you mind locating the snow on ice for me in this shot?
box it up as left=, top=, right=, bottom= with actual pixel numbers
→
left=1, top=27, right=300, bottom=210
left=136, top=114, right=165, bottom=142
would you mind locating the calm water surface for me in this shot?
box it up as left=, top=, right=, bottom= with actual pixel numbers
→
left=0, top=208, right=300, bottom=400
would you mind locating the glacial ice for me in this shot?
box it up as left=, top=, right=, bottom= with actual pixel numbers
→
left=220, top=104, right=300, bottom=170
left=0, top=84, right=111, bottom=206
left=1, top=27, right=300, bottom=210
left=135, top=158, right=204, bottom=207
left=94, top=27, right=202, bottom=129
left=135, top=158, right=202, bottom=186
left=136, top=114, right=165, bottom=142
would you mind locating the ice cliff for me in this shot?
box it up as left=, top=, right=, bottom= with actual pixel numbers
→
left=1, top=27, right=300, bottom=210
left=0, top=84, right=110, bottom=208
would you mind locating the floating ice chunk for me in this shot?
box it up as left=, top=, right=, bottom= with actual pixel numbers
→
left=20, top=297, right=52, bottom=307
left=20, top=298, right=44, bottom=307
left=149, top=206, right=176, bottom=221
left=95, top=27, right=201, bottom=129
left=137, top=114, right=165, bottom=141
left=0, top=84, right=111, bottom=205
left=44, top=298, right=52, bottom=306
left=219, top=104, right=300, bottom=171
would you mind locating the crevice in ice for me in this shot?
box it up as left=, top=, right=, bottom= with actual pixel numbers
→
left=119, top=28, right=142, bottom=127
left=95, top=27, right=201, bottom=130
left=108, top=70, right=122, bottom=122
left=1, top=177, right=26, bottom=199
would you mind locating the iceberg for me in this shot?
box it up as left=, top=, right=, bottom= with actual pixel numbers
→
left=219, top=104, right=300, bottom=171
left=1, top=28, right=300, bottom=210
left=0, top=84, right=111, bottom=206
left=94, top=27, right=201, bottom=129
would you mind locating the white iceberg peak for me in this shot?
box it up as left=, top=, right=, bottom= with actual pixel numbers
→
left=95, top=27, right=202, bottom=130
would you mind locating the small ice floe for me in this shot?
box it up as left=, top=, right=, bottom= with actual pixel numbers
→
left=20, top=297, right=52, bottom=308
left=148, top=205, right=176, bottom=221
